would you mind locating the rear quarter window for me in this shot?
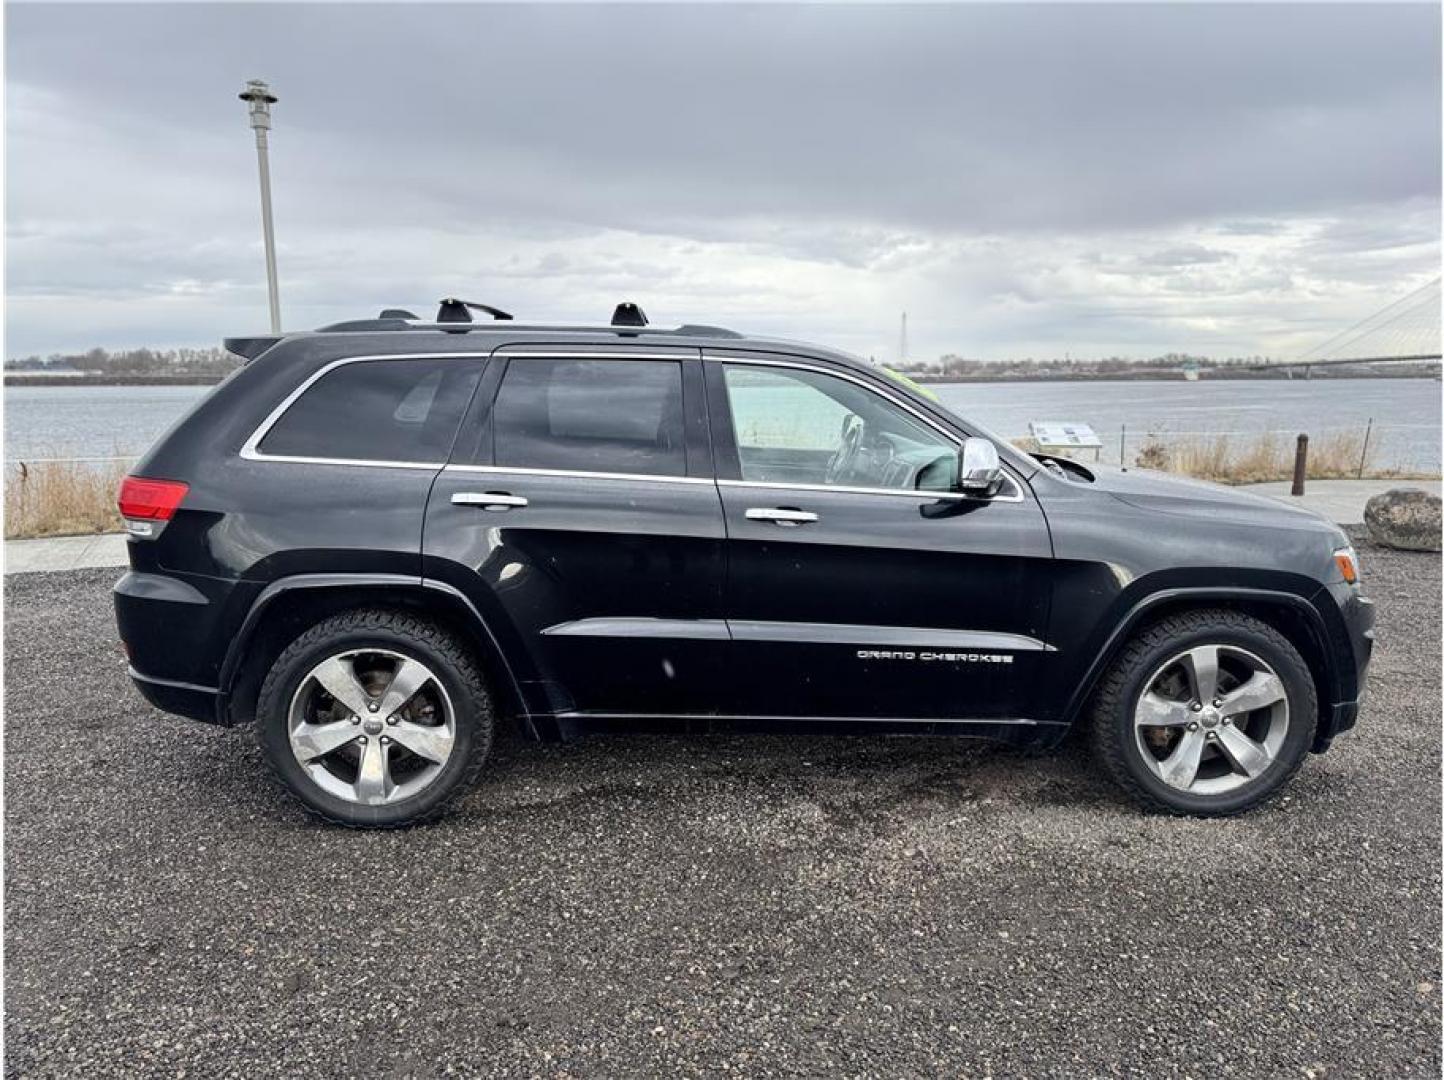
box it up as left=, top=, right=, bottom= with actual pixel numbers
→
left=256, top=358, right=480, bottom=463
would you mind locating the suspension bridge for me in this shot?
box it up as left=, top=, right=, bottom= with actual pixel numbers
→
left=1275, top=276, right=1441, bottom=373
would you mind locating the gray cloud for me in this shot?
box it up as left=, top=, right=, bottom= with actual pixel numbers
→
left=5, top=2, right=1440, bottom=360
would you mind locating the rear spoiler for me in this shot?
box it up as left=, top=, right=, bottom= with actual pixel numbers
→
left=224, top=335, right=283, bottom=361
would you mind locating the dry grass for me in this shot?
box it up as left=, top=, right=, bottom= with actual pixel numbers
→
left=5, top=460, right=130, bottom=539
left=1016, top=429, right=1437, bottom=485
left=1131, top=430, right=1428, bottom=485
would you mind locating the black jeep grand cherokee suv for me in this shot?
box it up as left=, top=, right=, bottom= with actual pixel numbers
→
left=114, top=303, right=1373, bottom=827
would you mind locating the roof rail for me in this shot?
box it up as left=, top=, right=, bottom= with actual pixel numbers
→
left=304, top=300, right=745, bottom=339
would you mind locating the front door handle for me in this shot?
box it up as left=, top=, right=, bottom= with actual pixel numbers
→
left=745, top=507, right=819, bottom=526
left=451, top=491, right=529, bottom=511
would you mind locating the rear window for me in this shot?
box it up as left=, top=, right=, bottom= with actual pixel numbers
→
left=492, top=358, right=686, bottom=476
left=258, top=359, right=479, bottom=463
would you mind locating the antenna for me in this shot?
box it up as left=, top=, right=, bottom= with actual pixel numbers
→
left=899, top=312, right=908, bottom=364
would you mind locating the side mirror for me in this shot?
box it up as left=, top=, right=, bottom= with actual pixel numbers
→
left=958, top=437, right=1003, bottom=495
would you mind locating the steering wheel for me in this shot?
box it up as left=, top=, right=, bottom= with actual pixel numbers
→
left=825, top=414, right=864, bottom=484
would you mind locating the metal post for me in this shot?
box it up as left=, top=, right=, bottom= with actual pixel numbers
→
left=1119, top=424, right=1126, bottom=467
left=1291, top=434, right=1309, bottom=496
left=240, top=80, right=281, bottom=333
left=1357, top=418, right=1372, bottom=479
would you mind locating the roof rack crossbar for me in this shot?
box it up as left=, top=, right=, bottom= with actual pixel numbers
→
left=611, top=302, right=648, bottom=327
left=438, top=298, right=513, bottom=323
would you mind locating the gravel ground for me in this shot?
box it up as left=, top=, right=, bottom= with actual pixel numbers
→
left=5, top=538, right=1440, bottom=1078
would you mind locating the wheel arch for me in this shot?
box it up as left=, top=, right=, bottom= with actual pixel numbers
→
left=219, top=574, right=531, bottom=735
left=1062, top=587, right=1339, bottom=748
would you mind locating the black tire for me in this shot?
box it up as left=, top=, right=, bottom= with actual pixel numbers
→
left=256, top=609, right=493, bottom=828
left=1088, top=609, right=1317, bottom=817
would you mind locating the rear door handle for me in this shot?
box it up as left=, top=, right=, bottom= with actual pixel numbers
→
left=451, top=492, right=528, bottom=511
left=745, top=507, right=819, bottom=526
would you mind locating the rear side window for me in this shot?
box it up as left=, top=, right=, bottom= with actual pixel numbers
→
left=492, top=358, right=687, bottom=476
left=257, top=359, right=479, bottom=463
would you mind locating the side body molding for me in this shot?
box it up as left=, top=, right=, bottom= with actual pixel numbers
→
left=539, top=616, right=1052, bottom=652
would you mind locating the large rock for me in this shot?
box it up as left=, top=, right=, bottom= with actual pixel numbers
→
left=1364, top=488, right=1442, bottom=552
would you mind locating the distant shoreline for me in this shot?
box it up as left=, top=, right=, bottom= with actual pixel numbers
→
left=911, top=369, right=1439, bottom=384
left=3, top=369, right=1437, bottom=388
left=3, top=374, right=226, bottom=387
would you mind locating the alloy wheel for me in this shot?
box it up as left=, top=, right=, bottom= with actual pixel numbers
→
left=1133, top=643, right=1290, bottom=796
left=287, top=648, right=456, bottom=806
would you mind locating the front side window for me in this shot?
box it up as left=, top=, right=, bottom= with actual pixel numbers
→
left=493, top=358, right=687, bottom=477
left=258, top=359, right=479, bottom=463
left=722, top=364, right=958, bottom=491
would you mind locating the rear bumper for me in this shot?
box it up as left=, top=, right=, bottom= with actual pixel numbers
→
left=128, top=666, right=224, bottom=725
left=115, top=569, right=244, bottom=725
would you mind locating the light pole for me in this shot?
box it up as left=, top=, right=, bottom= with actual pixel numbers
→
left=239, top=79, right=281, bottom=333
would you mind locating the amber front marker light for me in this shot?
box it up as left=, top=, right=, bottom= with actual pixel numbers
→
left=1334, top=547, right=1359, bottom=584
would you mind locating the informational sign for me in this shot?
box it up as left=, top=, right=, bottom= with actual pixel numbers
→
left=1029, top=421, right=1103, bottom=450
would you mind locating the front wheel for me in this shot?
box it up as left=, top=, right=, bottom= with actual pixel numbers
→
left=1089, top=609, right=1317, bottom=816
left=255, top=609, right=494, bottom=828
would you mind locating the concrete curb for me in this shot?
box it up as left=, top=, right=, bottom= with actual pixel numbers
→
left=5, top=533, right=129, bottom=575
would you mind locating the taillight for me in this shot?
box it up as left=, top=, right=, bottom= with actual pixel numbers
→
left=117, top=476, right=189, bottom=536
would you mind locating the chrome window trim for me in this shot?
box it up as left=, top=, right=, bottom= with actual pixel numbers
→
left=718, top=477, right=1023, bottom=503
left=238, top=349, right=1030, bottom=508
left=705, top=354, right=1028, bottom=504
left=443, top=463, right=712, bottom=486
left=240, top=352, right=493, bottom=468
left=490, top=350, right=701, bottom=360
left=240, top=350, right=692, bottom=469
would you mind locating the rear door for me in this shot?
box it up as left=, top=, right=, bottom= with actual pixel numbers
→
left=423, top=346, right=727, bottom=722
left=706, top=352, right=1056, bottom=723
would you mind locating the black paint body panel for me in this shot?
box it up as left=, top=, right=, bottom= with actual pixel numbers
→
left=113, top=327, right=1374, bottom=754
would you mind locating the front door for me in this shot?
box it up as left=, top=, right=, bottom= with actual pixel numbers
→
left=706, top=354, right=1056, bottom=723
left=423, top=347, right=727, bottom=722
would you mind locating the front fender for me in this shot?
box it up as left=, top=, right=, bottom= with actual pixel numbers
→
left=1056, top=583, right=1339, bottom=730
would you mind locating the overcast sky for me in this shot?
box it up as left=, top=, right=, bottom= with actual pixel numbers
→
left=6, top=2, right=1440, bottom=361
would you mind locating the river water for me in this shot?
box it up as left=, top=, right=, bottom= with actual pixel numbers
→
left=4, top=377, right=1440, bottom=472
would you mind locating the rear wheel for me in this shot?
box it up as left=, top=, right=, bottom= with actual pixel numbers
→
left=1089, top=609, right=1316, bottom=816
left=256, top=610, right=493, bottom=828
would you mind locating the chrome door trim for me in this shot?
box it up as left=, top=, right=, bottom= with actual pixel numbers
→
left=704, top=353, right=1028, bottom=503
left=443, top=463, right=713, bottom=486
left=537, top=617, right=1050, bottom=651
left=541, top=617, right=731, bottom=640
left=240, top=352, right=492, bottom=468
left=728, top=621, right=1052, bottom=651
